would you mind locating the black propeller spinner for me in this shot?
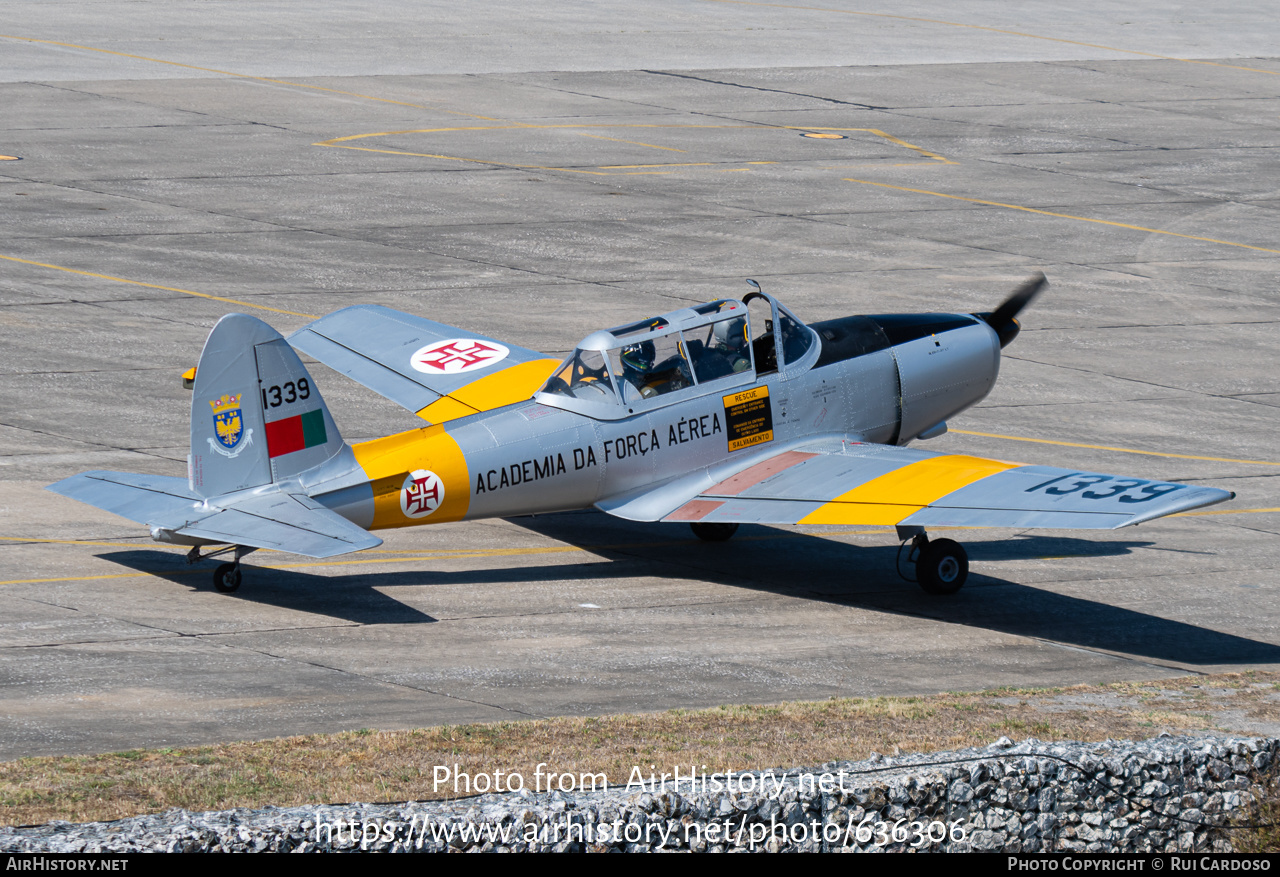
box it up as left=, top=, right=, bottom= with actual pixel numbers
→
left=975, top=272, right=1046, bottom=348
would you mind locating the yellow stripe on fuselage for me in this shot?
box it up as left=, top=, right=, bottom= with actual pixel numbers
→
left=352, top=425, right=471, bottom=529
left=799, top=454, right=1017, bottom=525
left=416, top=358, right=560, bottom=423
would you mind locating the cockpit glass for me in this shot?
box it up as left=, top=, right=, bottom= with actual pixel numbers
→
left=686, top=315, right=752, bottom=384
left=609, top=333, right=695, bottom=403
left=543, top=301, right=760, bottom=411
left=779, top=310, right=814, bottom=365
left=541, top=349, right=618, bottom=403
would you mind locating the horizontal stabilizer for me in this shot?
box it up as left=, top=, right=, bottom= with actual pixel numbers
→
left=175, top=491, right=383, bottom=558
left=48, top=471, right=202, bottom=525
left=289, top=305, right=558, bottom=422
left=48, top=471, right=381, bottom=558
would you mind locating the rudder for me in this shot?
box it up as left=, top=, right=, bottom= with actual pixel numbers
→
left=189, top=314, right=344, bottom=498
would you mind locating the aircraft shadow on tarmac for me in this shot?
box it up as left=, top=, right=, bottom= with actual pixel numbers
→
left=507, top=514, right=1280, bottom=668
left=101, top=515, right=1280, bottom=667
left=100, top=549, right=440, bottom=625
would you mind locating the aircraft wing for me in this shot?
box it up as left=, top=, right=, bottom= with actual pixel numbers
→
left=48, top=471, right=382, bottom=558
left=288, top=305, right=560, bottom=424
left=598, top=438, right=1233, bottom=529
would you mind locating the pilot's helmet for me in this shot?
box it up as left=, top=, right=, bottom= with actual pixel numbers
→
left=620, top=340, right=655, bottom=372
left=713, top=317, right=748, bottom=351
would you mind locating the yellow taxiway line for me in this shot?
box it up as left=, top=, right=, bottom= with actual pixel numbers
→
left=0, top=536, right=156, bottom=549
left=0, top=254, right=317, bottom=319
left=0, top=529, right=892, bottom=587
left=314, top=126, right=953, bottom=172
left=5, top=508, right=1276, bottom=589
left=952, top=430, right=1280, bottom=467
left=0, top=34, right=503, bottom=122
left=841, top=179, right=1280, bottom=256
left=577, top=133, right=688, bottom=153
left=4, top=32, right=954, bottom=175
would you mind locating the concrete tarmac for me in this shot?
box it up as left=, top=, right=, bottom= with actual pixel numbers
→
left=2, top=2, right=1278, bottom=759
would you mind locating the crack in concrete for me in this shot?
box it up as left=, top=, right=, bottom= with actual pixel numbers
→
left=1030, top=320, right=1280, bottom=330
left=5, top=587, right=544, bottom=718
left=0, top=418, right=183, bottom=462
left=640, top=69, right=884, bottom=111
left=215, top=637, right=546, bottom=720
left=1001, top=353, right=1280, bottom=409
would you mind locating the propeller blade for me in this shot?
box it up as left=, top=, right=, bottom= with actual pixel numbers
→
left=989, top=272, right=1046, bottom=326
left=976, top=272, right=1046, bottom=348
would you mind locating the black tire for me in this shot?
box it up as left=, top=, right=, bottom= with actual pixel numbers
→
left=917, top=538, right=968, bottom=595
left=690, top=522, right=739, bottom=542
left=214, top=562, right=242, bottom=593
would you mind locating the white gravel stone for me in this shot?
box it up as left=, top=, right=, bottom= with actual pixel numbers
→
left=2, top=735, right=1273, bottom=853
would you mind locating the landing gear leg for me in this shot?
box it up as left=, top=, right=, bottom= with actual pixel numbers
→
left=897, top=526, right=968, bottom=595
left=691, top=522, right=739, bottom=542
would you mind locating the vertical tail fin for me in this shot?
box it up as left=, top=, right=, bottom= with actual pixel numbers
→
left=189, top=314, right=344, bottom=498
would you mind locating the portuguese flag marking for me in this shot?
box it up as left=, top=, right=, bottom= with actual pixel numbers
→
left=266, top=409, right=327, bottom=458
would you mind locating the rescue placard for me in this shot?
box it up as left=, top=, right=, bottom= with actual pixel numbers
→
left=723, top=386, right=774, bottom=452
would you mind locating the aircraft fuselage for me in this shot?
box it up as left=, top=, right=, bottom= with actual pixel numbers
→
left=320, top=311, right=1002, bottom=533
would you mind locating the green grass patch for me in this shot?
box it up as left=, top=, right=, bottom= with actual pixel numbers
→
left=3, top=671, right=1277, bottom=826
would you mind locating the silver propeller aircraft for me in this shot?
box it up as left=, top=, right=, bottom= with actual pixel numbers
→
left=50, top=275, right=1233, bottom=594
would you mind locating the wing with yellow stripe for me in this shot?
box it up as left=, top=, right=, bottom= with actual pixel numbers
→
left=289, top=305, right=558, bottom=424
left=601, top=439, right=1232, bottom=529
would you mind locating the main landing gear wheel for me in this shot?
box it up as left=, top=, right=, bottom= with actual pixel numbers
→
left=691, top=522, right=739, bottom=542
left=916, top=537, right=968, bottom=595
left=213, top=562, right=242, bottom=593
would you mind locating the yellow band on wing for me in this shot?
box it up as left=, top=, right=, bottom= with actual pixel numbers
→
left=416, top=358, right=561, bottom=423
left=799, top=454, right=1017, bottom=525
left=416, top=395, right=477, bottom=424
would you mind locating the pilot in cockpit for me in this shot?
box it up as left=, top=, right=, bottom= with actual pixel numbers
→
left=619, top=340, right=659, bottom=398
left=699, top=316, right=751, bottom=380
left=619, top=335, right=694, bottom=399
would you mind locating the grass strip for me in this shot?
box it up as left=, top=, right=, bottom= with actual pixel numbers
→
left=4, top=671, right=1279, bottom=827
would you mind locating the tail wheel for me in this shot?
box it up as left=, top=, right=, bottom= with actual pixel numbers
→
left=691, top=522, right=739, bottom=542
left=213, top=562, right=242, bottom=593
left=917, top=538, right=968, bottom=595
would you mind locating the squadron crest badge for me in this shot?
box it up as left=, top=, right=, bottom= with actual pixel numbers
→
left=207, top=393, right=253, bottom=458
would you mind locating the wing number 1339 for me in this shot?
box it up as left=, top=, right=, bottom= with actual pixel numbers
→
left=1024, top=473, right=1184, bottom=504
